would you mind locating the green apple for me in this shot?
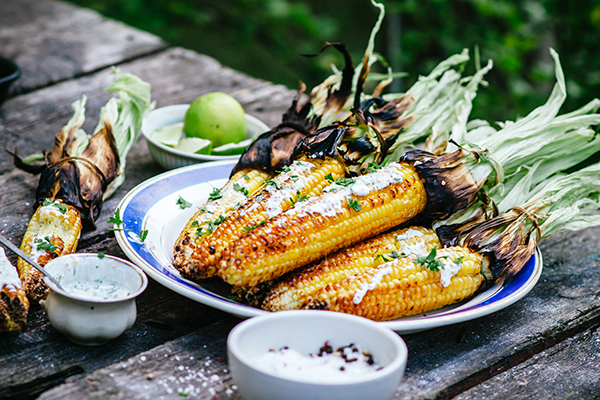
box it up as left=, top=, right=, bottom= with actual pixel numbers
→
left=184, top=92, right=247, bottom=148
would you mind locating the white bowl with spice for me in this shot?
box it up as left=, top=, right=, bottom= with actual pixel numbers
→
left=41, top=253, right=148, bottom=346
left=142, top=104, right=270, bottom=170
left=227, top=310, right=408, bottom=400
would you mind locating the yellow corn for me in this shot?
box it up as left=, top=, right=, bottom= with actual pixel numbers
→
left=219, top=162, right=427, bottom=287
left=177, top=157, right=346, bottom=281
left=173, top=168, right=271, bottom=275
left=305, top=246, right=485, bottom=321
left=17, top=199, right=82, bottom=301
left=263, top=226, right=440, bottom=311
left=0, top=248, right=29, bottom=332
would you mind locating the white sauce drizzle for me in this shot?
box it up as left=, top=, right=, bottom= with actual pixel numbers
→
left=29, top=235, right=50, bottom=263
left=395, top=228, right=430, bottom=257
left=38, top=203, right=67, bottom=220
left=438, top=257, right=462, bottom=287
left=0, top=248, right=21, bottom=289
left=290, top=163, right=405, bottom=219
left=262, top=160, right=314, bottom=218
left=352, top=265, right=394, bottom=304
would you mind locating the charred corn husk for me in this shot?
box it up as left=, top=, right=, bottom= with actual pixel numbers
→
left=177, top=157, right=346, bottom=281
left=218, top=162, right=427, bottom=287
left=305, top=246, right=486, bottom=321
left=263, top=226, right=440, bottom=311
left=0, top=248, right=29, bottom=332
left=173, top=168, right=271, bottom=271
left=17, top=199, right=82, bottom=301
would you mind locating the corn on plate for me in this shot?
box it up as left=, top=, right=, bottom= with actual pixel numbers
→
left=113, top=161, right=542, bottom=333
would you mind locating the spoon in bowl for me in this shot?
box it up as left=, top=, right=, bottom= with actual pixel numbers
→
left=0, top=234, right=65, bottom=291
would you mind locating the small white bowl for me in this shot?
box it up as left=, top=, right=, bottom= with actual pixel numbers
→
left=227, top=310, right=407, bottom=400
left=142, top=104, right=270, bottom=170
left=41, top=253, right=148, bottom=346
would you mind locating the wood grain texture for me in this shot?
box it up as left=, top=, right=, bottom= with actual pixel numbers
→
left=0, top=0, right=167, bottom=95
left=453, top=328, right=600, bottom=399
left=37, top=319, right=240, bottom=400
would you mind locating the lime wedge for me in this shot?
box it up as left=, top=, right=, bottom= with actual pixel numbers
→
left=175, top=137, right=212, bottom=154
left=211, top=139, right=252, bottom=156
left=152, top=122, right=184, bottom=147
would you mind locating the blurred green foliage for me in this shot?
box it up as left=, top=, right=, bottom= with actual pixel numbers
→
left=68, top=0, right=600, bottom=122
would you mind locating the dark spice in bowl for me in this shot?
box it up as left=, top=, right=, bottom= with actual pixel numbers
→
left=0, top=56, right=21, bottom=107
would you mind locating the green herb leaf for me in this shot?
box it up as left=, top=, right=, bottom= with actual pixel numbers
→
left=243, top=174, right=250, bottom=181
left=324, top=173, right=335, bottom=183
left=176, top=195, right=192, bottom=209
left=414, top=247, right=443, bottom=272
left=264, top=179, right=281, bottom=190
left=191, top=221, right=200, bottom=227
left=347, top=198, right=362, bottom=212
left=233, top=183, right=249, bottom=197
left=214, top=215, right=227, bottom=225
left=195, top=227, right=205, bottom=236
left=35, top=237, right=57, bottom=252
left=279, top=165, right=292, bottom=173
left=137, top=230, right=149, bottom=242
left=198, top=207, right=213, bottom=214
left=335, top=178, right=355, bottom=187
left=241, top=220, right=266, bottom=233
left=98, top=252, right=105, bottom=259
left=374, top=254, right=390, bottom=262
left=107, top=208, right=131, bottom=231
left=208, top=187, right=223, bottom=201
left=297, top=195, right=310, bottom=202
left=42, top=198, right=67, bottom=214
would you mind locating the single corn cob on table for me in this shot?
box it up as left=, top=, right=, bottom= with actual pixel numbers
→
left=176, top=157, right=346, bottom=281
left=263, top=226, right=440, bottom=311
left=0, top=248, right=29, bottom=332
left=17, top=199, right=82, bottom=301
left=173, top=168, right=271, bottom=274
left=218, top=162, right=427, bottom=287
left=304, top=246, right=487, bottom=321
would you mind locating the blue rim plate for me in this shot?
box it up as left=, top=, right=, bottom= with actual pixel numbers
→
left=114, top=161, right=543, bottom=334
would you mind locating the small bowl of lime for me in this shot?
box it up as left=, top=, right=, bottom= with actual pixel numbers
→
left=142, top=95, right=270, bottom=170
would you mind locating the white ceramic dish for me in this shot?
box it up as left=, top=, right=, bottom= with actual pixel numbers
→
left=42, top=253, right=148, bottom=346
left=227, top=310, right=407, bottom=400
left=142, top=104, right=270, bottom=170
left=113, top=161, right=543, bottom=334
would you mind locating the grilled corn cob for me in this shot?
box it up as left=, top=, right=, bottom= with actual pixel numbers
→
left=305, top=246, right=486, bottom=321
left=173, top=168, right=271, bottom=271
left=177, top=157, right=346, bottom=281
left=263, top=226, right=440, bottom=311
left=0, top=248, right=29, bottom=332
left=18, top=199, right=82, bottom=301
left=218, top=162, right=427, bottom=287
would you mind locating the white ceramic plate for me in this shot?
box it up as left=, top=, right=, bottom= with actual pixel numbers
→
left=114, top=161, right=543, bottom=334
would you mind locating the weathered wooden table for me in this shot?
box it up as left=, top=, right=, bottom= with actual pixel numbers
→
left=1, top=1, right=600, bottom=399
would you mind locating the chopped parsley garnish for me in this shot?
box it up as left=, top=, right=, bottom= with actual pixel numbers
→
left=191, top=221, right=200, bottom=227
left=363, top=162, right=383, bottom=174
left=241, top=220, right=266, bottom=233
left=347, top=198, right=362, bottom=212
left=98, top=252, right=105, bottom=259
left=137, top=230, right=149, bottom=242
left=42, top=198, right=67, bottom=214
left=414, top=247, right=444, bottom=272
left=243, top=174, right=250, bottom=181
left=454, top=256, right=464, bottom=265
left=208, top=187, right=223, bottom=201
left=233, top=183, right=249, bottom=197
left=176, top=195, right=192, bottom=209
left=195, top=227, right=205, bottom=236
left=296, top=194, right=310, bottom=202
left=264, top=179, right=281, bottom=190
left=279, top=165, right=292, bottom=173
left=205, top=221, right=216, bottom=234
left=289, top=175, right=299, bottom=182
left=35, top=237, right=57, bottom=252
left=374, top=251, right=407, bottom=263
left=108, top=209, right=131, bottom=232
left=214, top=215, right=227, bottom=225
left=324, top=173, right=335, bottom=183
left=374, top=254, right=390, bottom=262
left=198, top=207, right=213, bottom=214
left=335, top=178, right=355, bottom=187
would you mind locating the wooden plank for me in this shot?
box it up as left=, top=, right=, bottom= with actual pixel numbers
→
left=0, top=0, right=167, bottom=95
left=452, top=328, right=600, bottom=399
left=37, top=319, right=241, bottom=400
